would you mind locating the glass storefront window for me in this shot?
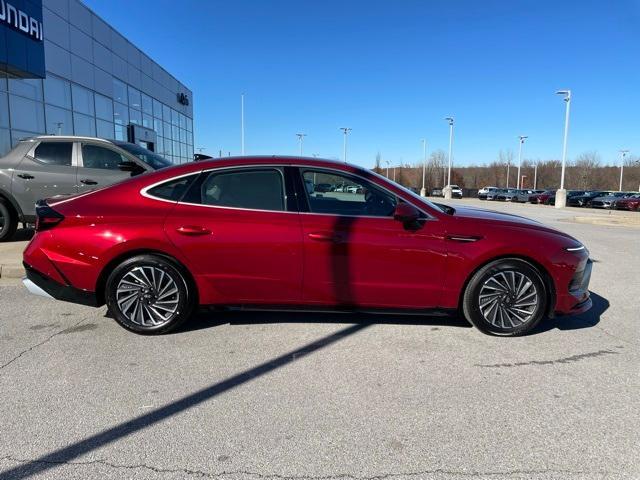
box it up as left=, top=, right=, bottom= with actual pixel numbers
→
left=180, top=142, right=187, bottom=158
left=0, top=73, right=7, bottom=92
left=11, top=129, right=41, bottom=148
left=142, top=113, right=153, bottom=128
left=153, top=118, right=163, bottom=137
left=162, top=104, right=171, bottom=123
left=156, top=136, right=164, bottom=157
left=172, top=140, right=180, bottom=159
left=95, top=94, right=113, bottom=121
left=96, top=119, right=115, bottom=140
left=9, top=95, right=45, bottom=132
left=141, top=93, right=152, bottom=115
left=129, top=108, right=142, bottom=125
left=0, top=92, right=8, bottom=128
left=113, top=102, right=128, bottom=125
left=172, top=124, right=179, bottom=140
left=171, top=108, right=179, bottom=126
left=9, top=78, right=43, bottom=101
left=153, top=99, right=162, bottom=118
left=71, top=84, right=95, bottom=116
left=163, top=137, right=172, bottom=155
left=163, top=122, right=171, bottom=140
left=179, top=113, right=186, bottom=130
left=45, top=105, right=73, bottom=135
left=179, top=128, right=186, bottom=143
left=114, top=124, right=126, bottom=141
left=73, top=112, right=96, bottom=136
left=0, top=128, right=10, bottom=156
left=186, top=132, right=193, bottom=146
left=186, top=117, right=192, bottom=132
left=44, top=76, right=72, bottom=109
left=112, top=78, right=127, bottom=104
left=128, top=86, right=141, bottom=110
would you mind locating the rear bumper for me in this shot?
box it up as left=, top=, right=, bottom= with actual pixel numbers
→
left=23, top=263, right=99, bottom=307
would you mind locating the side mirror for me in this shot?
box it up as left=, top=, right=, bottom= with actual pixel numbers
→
left=393, top=203, right=422, bottom=229
left=118, top=161, right=145, bottom=176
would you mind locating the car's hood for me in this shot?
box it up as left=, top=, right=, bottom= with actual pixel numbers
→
left=449, top=205, right=576, bottom=240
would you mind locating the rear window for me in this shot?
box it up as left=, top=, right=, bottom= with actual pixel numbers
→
left=146, top=174, right=197, bottom=202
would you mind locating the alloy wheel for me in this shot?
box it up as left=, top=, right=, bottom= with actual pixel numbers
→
left=115, top=266, right=180, bottom=327
left=478, top=270, right=539, bottom=329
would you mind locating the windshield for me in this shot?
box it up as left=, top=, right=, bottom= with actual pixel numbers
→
left=114, top=141, right=173, bottom=170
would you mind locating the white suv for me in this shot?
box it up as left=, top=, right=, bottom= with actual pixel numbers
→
left=447, top=185, right=463, bottom=198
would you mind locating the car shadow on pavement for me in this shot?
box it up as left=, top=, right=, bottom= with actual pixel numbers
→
left=529, top=291, right=609, bottom=335
left=176, top=309, right=472, bottom=334
left=9, top=228, right=34, bottom=242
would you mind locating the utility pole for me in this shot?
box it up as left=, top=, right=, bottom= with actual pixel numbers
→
left=296, top=133, right=307, bottom=156
left=619, top=150, right=629, bottom=191
left=339, top=127, right=352, bottom=163
left=240, top=93, right=245, bottom=155
left=516, top=135, right=528, bottom=189
left=444, top=117, right=454, bottom=198
left=534, top=161, right=538, bottom=189
left=421, top=139, right=427, bottom=197
left=385, top=160, right=390, bottom=178
left=555, top=89, right=571, bottom=207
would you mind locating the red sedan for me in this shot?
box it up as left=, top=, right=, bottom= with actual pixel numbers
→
left=23, top=157, right=592, bottom=336
left=613, top=194, right=640, bottom=211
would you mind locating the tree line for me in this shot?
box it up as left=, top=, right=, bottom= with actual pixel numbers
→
left=373, top=151, right=640, bottom=192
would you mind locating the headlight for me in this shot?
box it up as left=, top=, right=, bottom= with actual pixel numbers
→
left=565, top=244, right=585, bottom=252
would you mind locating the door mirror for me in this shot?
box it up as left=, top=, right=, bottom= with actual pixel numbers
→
left=393, top=203, right=422, bottom=229
left=118, top=161, right=145, bottom=176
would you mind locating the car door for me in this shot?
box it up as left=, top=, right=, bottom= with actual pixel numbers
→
left=11, top=140, right=78, bottom=218
left=163, top=166, right=304, bottom=305
left=77, top=142, right=135, bottom=193
left=297, top=167, right=447, bottom=309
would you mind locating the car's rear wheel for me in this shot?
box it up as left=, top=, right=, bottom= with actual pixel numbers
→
left=0, top=200, right=17, bottom=242
left=462, top=259, right=547, bottom=336
left=105, top=254, right=195, bottom=334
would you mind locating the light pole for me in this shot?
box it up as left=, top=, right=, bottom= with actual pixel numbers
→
left=533, top=161, right=538, bottom=190
left=240, top=93, right=245, bottom=155
left=506, top=157, right=511, bottom=189
left=516, top=135, right=528, bottom=189
left=420, top=139, right=427, bottom=197
left=339, top=127, right=352, bottom=163
left=444, top=117, right=454, bottom=199
left=555, top=89, right=571, bottom=208
left=296, top=133, right=307, bottom=156
left=385, top=160, right=390, bottom=178
left=619, top=150, right=629, bottom=191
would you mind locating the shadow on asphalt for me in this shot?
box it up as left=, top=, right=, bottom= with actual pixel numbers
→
left=530, top=291, right=608, bottom=334
left=8, top=228, right=34, bottom=242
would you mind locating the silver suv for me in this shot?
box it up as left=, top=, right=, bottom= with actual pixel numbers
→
left=0, top=136, right=172, bottom=241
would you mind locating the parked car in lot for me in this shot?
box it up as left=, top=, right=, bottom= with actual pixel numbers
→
left=591, top=192, right=632, bottom=209
left=545, top=190, right=585, bottom=206
left=567, top=191, right=612, bottom=208
left=613, top=194, right=640, bottom=211
left=314, top=183, right=332, bottom=192
left=528, top=190, right=554, bottom=204
left=510, top=189, right=544, bottom=203
left=447, top=184, right=463, bottom=198
left=495, top=188, right=520, bottom=202
left=23, top=156, right=592, bottom=337
left=486, top=188, right=505, bottom=201
left=431, top=187, right=443, bottom=197
left=478, top=186, right=498, bottom=200
left=0, top=136, right=171, bottom=241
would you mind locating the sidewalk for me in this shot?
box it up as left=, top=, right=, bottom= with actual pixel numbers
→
left=0, top=230, right=32, bottom=279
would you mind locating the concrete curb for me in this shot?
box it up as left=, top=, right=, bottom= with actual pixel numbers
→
left=0, top=264, right=25, bottom=279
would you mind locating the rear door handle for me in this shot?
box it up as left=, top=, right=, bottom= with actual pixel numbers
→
left=17, top=173, right=34, bottom=179
left=308, top=232, right=341, bottom=242
left=176, top=225, right=211, bottom=236
left=80, top=179, right=98, bottom=185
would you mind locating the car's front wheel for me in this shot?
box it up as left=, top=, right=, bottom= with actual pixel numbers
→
left=105, top=254, right=195, bottom=334
left=462, top=259, right=547, bottom=336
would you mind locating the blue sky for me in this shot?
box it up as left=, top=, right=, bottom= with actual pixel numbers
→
left=84, top=0, right=640, bottom=168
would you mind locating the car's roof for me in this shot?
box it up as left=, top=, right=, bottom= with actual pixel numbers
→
left=20, top=135, right=115, bottom=144
left=182, top=155, right=364, bottom=171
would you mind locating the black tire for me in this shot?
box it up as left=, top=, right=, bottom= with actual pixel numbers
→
left=462, top=259, right=547, bottom=336
left=0, top=199, right=17, bottom=242
left=105, top=254, right=195, bottom=335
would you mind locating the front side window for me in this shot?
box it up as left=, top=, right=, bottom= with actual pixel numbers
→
left=186, top=168, right=285, bottom=212
left=301, top=170, right=396, bottom=217
left=33, top=142, right=73, bottom=166
left=81, top=144, right=127, bottom=170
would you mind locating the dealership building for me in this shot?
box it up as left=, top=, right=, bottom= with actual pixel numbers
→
left=0, top=0, right=194, bottom=163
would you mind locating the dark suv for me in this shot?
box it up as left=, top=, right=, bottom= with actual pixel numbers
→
left=0, top=136, right=171, bottom=241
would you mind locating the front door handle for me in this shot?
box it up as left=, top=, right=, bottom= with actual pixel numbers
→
left=80, top=179, right=98, bottom=185
left=17, top=173, right=34, bottom=179
left=176, top=225, right=211, bottom=236
left=308, top=232, right=341, bottom=242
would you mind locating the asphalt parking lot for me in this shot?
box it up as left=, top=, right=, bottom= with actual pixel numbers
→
left=0, top=199, right=638, bottom=480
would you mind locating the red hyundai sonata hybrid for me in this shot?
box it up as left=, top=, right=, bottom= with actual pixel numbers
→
left=22, top=157, right=592, bottom=336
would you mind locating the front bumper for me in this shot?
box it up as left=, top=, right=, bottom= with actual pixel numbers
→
left=23, top=263, right=99, bottom=307
left=555, top=258, right=593, bottom=315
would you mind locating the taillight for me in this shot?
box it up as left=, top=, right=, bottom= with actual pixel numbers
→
left=35, top=200, right=64, bottom=231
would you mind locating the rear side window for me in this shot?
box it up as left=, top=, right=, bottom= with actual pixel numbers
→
left=146, top=174, right=197, bottom=202
left=81, top=144, right=128, bottom=170
left=33, top=142, right=72, bottom=166
left=186, top=168, right=285, bottom=212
